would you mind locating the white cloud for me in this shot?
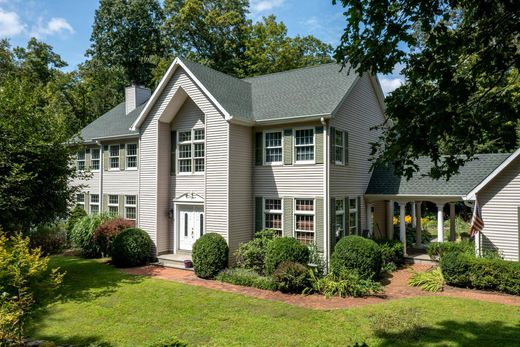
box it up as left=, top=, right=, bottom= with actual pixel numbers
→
left=379, top=77, right=403, bottom=95
left=0, top=8, right=24, bottom=37
left=31, top=17, right=74, bottom=38
left=304, top=17, right=321, bottom=31
left=250, top=0, right=284, bottom=14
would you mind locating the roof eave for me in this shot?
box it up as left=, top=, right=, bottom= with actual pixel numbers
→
left=255, top=113, right=331, bottom=126
left=91, top=133, right=139, bottom=142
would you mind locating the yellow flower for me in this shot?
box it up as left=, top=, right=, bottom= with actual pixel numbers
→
left=405, top=215, right=412, bottom=224
left=393, top=216, right=399, bottom=225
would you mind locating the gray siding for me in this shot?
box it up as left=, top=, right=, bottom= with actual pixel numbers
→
left=479, top=156, right=520, bottom=261
left=329, top=75, right=385, bottom=232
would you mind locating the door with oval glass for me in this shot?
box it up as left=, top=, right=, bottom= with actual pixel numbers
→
left=178, top=204, right=204, bottom=251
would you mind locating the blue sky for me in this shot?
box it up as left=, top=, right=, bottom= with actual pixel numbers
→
left=0, top=0, right=402, bottom=94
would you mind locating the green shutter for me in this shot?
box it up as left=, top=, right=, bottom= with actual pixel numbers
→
left=330, top=127, right=336, bottom=164
left=315, top=198, right=324, bottom=252
left=119, top=144, right=125, bottom=171
left=171, top=131, right=177, bottom=175
left=119, top=194, right=125, bottom=217
left=103, top=145, right=109, bottom=171
left=345, top=196, right=350, bottom=235
left=102, top=194, right=108, bottom=212
left=345, top=132, right=349, bottom=164
left=84, top=192, right=90, bottom=213
left=255, top=132, right=263, bottom=166
left=315, top=126, right=324, bottom=164
left=283, top=197, right=293, bottom=237
left=85, top=148, right=91, bottom=171
left=357, top=196, right=362, bottom=235
left=330, top=197, right=336, bottom=254
left=255, top=197, right=263, bottom=233
left=283, top=129, right=293, bottom=165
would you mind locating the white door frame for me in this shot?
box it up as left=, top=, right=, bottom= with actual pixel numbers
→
left=173, top=201, right=204, bottom=253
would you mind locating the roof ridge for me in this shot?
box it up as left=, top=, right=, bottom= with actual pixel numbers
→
left=179, top=57, right=251, bottom=86
left=242, top=62, right=341, bottom=81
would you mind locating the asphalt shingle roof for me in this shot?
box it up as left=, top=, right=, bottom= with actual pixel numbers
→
left=365, top=153, right=512, bottom=197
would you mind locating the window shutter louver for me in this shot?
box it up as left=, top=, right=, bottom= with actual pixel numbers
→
left=283, top=197, right=293, bottom=237
left=84, top=192, right=90, bottom=213
left=345, top=196, right=350, bottom=235
left=330, top=197, right=336, bottom=254
left=283, top=129, right=292, bottom=165
left=85, top=149, right=91, bottom=171
left=102, top=194, right=108, bottom=212
left=315, top=198, right=324, bottom=252
left=330, top=127, right=336, bottom=164
left=357, top=196, right=362, bottom=235
left=345, top=132, right=349, bottom=164
left=103, top=145, right=109, bottom=171
left=119, top=144, right=125, bottom=171
left=255, top=132, right=263, bottom=166
left=315, top=126, right=324, bottom=164
left=255, top=197, right=263, bottom=233
left=171, top=131, right=177, bottom=175
left=119, top=194, right=125, bottom=217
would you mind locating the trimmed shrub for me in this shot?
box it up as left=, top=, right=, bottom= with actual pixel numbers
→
left=29, top=223, right=68, bottom=255
left=272, top=261, right=310, bottom=293
left=375, top=239, right=404, bottom=273
left=440, top=252, right=520, bottom=295
left=304, top=269, right=383, bottom=298
left=216, top=268, right=278, bottom=291
left=66, top=205, right=87, bottom=234
left=264, top=237, right=310, bottom=275
left=70, top=213, right=113, bottom=258
left=331, top=235, right=382, bottom=280
left=427, top=240, right=474, bottom=260
left=112, top=228, right=153, bottom=267
left=235, top=229, right=278, bottom=274
left=192, top=233, right=229, bottom=279
left=94, top=218, right=135, bottom=257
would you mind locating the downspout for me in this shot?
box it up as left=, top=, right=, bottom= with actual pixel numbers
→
left=321, top=117, right=329, bottom=268
left=96, top=140, right=103, bottom=213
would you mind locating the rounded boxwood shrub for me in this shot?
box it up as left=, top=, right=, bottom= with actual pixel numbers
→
left=192, top=233, right=229, bottom=279
left=272, top=261, right=310, bottom=293
left=111, top=228, right=153, bottom=267
left=331, top=235, right=382, bottom=280
left=264, top=237, right=310, bottom=275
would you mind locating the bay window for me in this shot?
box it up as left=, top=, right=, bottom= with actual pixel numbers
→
left=294, top=199, right=315, bottom=244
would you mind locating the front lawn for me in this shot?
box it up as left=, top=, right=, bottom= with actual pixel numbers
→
left=28, top=256, right=520, bottom=346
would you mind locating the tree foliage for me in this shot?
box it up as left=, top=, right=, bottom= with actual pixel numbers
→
left=333, top=0, right=520, bottom=179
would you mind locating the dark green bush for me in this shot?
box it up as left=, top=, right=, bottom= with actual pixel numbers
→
left=70, top=213, right=113, bottom=258
left=304, top=269, right=383, bottom=298
left=66, top=205, right=87, bottom=234
left=272, top=261, right=310, bottom=293
left=441, top=252, right=520, bottom=295
left=264, top=237, right=310, bottom=275
left=234, top=229, right=278, bottom=274
left=331, top=236, right=382, bottom=280
left=192, top=233, right=229, bottom=279
left=29, top=223, right=68, bottom=255
left=216, top=268, right=278, bottom=291
left=427, top=240, right=474, bottom=260
left=111, top=228, right=153, bottom=267
left=375, top=239, right=404, bottom=273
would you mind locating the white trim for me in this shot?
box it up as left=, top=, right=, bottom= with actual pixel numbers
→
left=125, top=143, right=138, bottom=170
left=76, top=150, right=86, bottom=172
left=263, top=130, right=283, bottom=166
left=333, top=129, right=345, bottom=166
left=348, top=197, right=358, bottom=235
left=108, top=144, right=120, bottom=170
left=262, top=197, right=283, bottom=235
left=107, top=194, right=119, bottom=215
left=124, top=194, right=137, bottom=221
left=255, top=113, right=331, bottom=125
left=173, top=202, right=205, bottom=253
left=131, top=57, right=230, bottom=131
left=176, top=127, right=205, bottom=175
left=89, top=193, right=100, bottom=215
left=293, top=127, right=315, bottom=164
left=293, top=198, right=316, bottom=243
left=90, top=148, right=101, bottom=172
left=465, top=148, right=520, bottom=200
left=92, top=134, right=139, bottom=141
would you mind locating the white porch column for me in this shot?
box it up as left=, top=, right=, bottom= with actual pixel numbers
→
left=415, top=201, right=422, bottom=248
left=366, top=203, right=373, bottom=236
left=411, top=201, right=417, bottom=228
left=437, top=203, right=445, bottom=242
left=449, top=202, right=456, bottom=241
left=399, top=202, right=407, bottom=254
left=386, top=200, right=394, bottom=239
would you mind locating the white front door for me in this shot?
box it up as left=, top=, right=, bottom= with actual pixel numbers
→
left=178, top=205, right=204, bottom=251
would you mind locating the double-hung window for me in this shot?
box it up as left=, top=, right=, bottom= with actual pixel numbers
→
left=178, top=129, right=205, bottom=174
left=109, top=145, right=119, bottom=169
left=335, top=199, right=345, bottom=241
left=76, top=193, right=85, bottom=210
left=76, top=151, right=85, bottom=171
left=294, top=128, right=314, bottom=163
left=125, top=195, right=137, bottom=221
left=334, top=129, right=345, bottom=165
left=126, top=143, right=138, bottom=169
left=264, top=131, right=282, bottom=164
left=349, top=198, right=358, bottom=235
left=294, top=199, right=315, bottom=244
left=264, top=198, right=282, bottom=236
left=90, top=148, right=100, bottom=171
left=90, top=194, right=99, bottom=214
left=108, top=195, right=119, bottom=215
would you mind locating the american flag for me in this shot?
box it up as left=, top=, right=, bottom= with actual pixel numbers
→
left=470, top=200, right=484, bottom=236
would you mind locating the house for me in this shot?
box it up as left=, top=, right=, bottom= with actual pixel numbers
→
left=72, top=57, right=520, bottom=264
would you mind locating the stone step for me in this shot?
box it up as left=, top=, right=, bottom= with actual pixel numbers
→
left=156, top=253, right=194, bottom=271
left=404, top=253, right=438, bottom=266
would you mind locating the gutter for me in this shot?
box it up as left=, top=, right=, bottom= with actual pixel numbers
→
left=321, top=116, right=329, bottom=267
left=91, top=133, right=139, bottom=141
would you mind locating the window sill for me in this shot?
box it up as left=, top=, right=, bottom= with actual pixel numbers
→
left=125, top=167, right=138, bottom=171
left=263, top=162, right=283, bottom=166
left=293, top=161, right=316, bottom=165
left=108, top=168, right=120, bottom=171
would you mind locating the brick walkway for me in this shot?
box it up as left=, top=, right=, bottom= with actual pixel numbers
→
left=122, top=265, right=520, bottom=310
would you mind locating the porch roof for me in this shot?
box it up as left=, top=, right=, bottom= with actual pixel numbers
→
left=365, top=153, right=512, bottom=199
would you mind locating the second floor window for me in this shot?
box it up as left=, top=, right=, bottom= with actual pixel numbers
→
left=109, top=145, right=119, bottom=169
left=178, top=128, right=205, bottom=174
left=91, top=148, right=100, bottom=171
left=76, top=151, right=85, bottom=171
left=264, top=131, right=282, bottom=164
left=264, top=198, right=282, bottom=236
left=295, top=129, right=314, bottom=163
left=334, top=129, right=344, bottom=165
left=126, top=143, right=138, bottom=169
left=108, top=195, right=119, bottom=215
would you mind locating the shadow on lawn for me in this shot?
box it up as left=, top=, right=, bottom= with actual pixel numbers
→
left=374, top=320, right=520, bottom=347
left=30, top=334, right=114, bottom=347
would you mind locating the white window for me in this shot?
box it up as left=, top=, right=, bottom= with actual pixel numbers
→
left=126, top=143, right=138, bottom=169
left=109, top=145, right=120, bottom=169
left=76, top=151, right=85, bottom=171
left=264, top=198, right=282, bottom=236
left=294, top=128, right=314, bottom=163
left=177, top=128, right=205, bottom=174
left=294, top=199, right=315, bottom=244
left=264, top=131, right=282, bottom=164
left=108, top=195, right=119, bottom=215
left=125, top=195, right=137, bottom=220
left=349, top=198, right=358, bottom=235
left=334, top=129, right=344, bottom=165
left=90, top=194, right=99, bottom=215
left=90, top=148, right=100, bottom=171
left=76, top=193, right=85, bottom=210
left=335, top=199, right=345, bottom=241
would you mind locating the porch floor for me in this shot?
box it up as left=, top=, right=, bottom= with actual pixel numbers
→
left=156, top=251, right=193, bottom=270
left=404, top=247, right=437, bottom=265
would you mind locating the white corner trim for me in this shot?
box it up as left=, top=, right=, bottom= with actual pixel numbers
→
left=130, top=57, right=231, bottom=131
left=465, top=148, right=520, bottom=200
left=368, top=74, right=387, bottom=114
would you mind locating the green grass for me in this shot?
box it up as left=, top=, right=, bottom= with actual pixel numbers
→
left=27, top=256, right=520, bottom=347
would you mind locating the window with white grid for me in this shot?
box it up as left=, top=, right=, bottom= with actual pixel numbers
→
left=125, top=195, right=137, bottom=220
left=264, top=131, right=282, bottom=164
left=76, top=193, right=85, bottom=210
left=294, top=199, right=315, bottom=244
left=108, top=195, right=119, bottom=215
left=177, top=128, right=205, bottom=174
left=334, top=129, right=344, bottom=165
left=90, top=148, right=100, bottom=171
left=109, top=145, right=119, bottom=169
left=349, top=198, right=358, bottom=235
left=335, top=199, right=345, bottom=241
left=264, top=198, right=282, bottom=236
left=90, top=194, right=99, bottom=215
left=294, top=128, right=314, bottom=163
left=126, top=143, right=138, bottom=169
left=76, top=151, right=85, bottom=171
